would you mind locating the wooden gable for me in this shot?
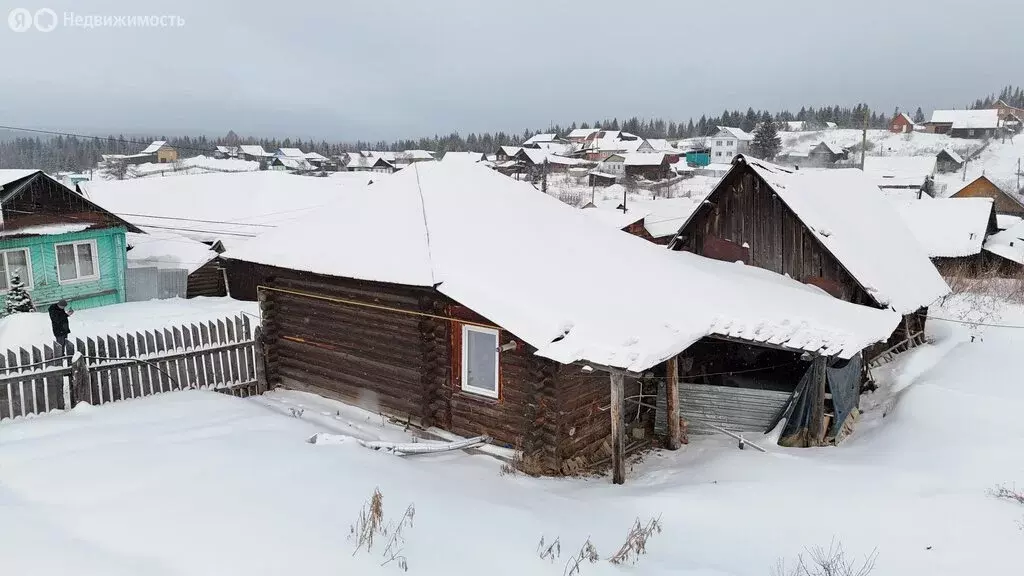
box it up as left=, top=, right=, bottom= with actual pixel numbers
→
left=952, top=176, right=1024, bottom=217
left=1, top=172, right=142, bottom=233
left=668, top=163, right=875, bottom=307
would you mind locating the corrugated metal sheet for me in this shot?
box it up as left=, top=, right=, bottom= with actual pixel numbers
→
left=656, top=381, right=792, bottom=436
left=126, top=267, right=188, bottom=301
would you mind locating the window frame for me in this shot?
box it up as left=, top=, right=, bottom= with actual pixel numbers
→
left=460, top=324, right=500, bottom=399
left=0, top=248, right=34, bottom=292
left=54, top=239, right=100, bottom=285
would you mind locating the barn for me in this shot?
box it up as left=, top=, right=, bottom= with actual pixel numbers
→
left=225, top=162, right=899, bottom=480
left=667, top=155, right=950, bottom=358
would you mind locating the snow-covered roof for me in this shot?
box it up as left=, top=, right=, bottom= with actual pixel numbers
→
left=216, top=145, right=236, bottom=154
left=277, top=148, right=305, bottom=158
left=518, top=149, right=586, bottom=166
left=588, top=171, right=617, bottom=179
left=786, top=121, right=806, bottom=131
left=894, top=113, right=914, bottom=124
left=499, top=146, right=522, bottom=157
left=983, top=220, right=1024, bottom=265
left=402, top=150, right=434, bottom=160
left=79, top=171, right=346, bottom=246
left=598, top=196, right=708, bottom=240
left=643, top=139, right=678, bottom=152
left=825, top=122, right=837, bottom=129
left=274, top=157, right=313, bottom=170
left=140, top=141, right=168, bottom=154
left=0, top=169, right=38, bottom=188
left=238, top=145, right=272, bottom=157
left=365, top=151, right=397, bottom=162
left=892, top=198, right=994, bottom=258
left=997, top=214, right=1021, bottom=230
left=623, top=153, right=666, bottom=167
left=727, top=156, right=950, bottom=313
left=862, top=156, right=936, bottom=180
left=304, top=152, right=328, bottom=161
left=226, top=162, right=899, bottom=369
left=126, top=229, right=217, bottom=273
left=814, top=141, right=845, bottom=155
left=0, top=223, right=90, bottom=238
left=581, top=205, right=648, bottom=230
left=938, top=148, right=964, bottom=164
left=714, top=126, right=754, bottom=141
left=568, top=128, right=600, bottom=139
left=442, top=151, right=485, bottom=163
left=929, top=109, right=999, bottom=130
left=523, top=133, right=558, bottom=145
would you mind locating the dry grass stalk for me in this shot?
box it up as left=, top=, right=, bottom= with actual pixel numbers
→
left=772, top=540, right=877, bottom=576
left=564, top=537, right=599, bottom=576
left=607, top=516, right=662, bottom=565
left=536, top=535, right=561, bottom=562
left=349, top=488, right=385, bottom=555
left=380, top=504, right=416, bottom=572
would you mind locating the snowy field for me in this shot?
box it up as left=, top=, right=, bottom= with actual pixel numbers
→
left=0, top=297, right=258, bottom=351
left=0, top=298, right=1022, bottom=574
left=780, top=128, right=1024, bottom=196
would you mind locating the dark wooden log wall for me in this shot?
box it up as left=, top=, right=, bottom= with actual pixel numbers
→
left=186, top=260, right=227, bottom=298
left=242, top=259, right=637, bottom=474
left=261, top=271, right=437, bottom=425
left=675, top=167, right=874, bottom=307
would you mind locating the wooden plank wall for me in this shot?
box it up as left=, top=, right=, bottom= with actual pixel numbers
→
left=0, top=313, right=259, bottom=420
left=678, top=167, right=873, bottom=306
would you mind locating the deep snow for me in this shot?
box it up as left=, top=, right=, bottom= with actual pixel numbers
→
left=0, top=298, right=1022, bottom=575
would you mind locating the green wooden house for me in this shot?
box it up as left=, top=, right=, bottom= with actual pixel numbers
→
left=0, top=170, right=142, bottom=310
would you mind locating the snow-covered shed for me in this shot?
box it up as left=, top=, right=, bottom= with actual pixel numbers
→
left=893, top=197, right=998, bottom=276
left=668, top=155, right=949, bottom=355
left=982, top=220, right=1024, bottom=274
left=125, top=229, right=225, bottom=299
left=225, top=162, right=899, bottom=478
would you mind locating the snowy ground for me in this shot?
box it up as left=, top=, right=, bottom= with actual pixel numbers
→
left=0, top=297, right=1022, bottom=574
left=0, top=297, right=258, bottom=351
left=780, top=128, right=1024, bottom=197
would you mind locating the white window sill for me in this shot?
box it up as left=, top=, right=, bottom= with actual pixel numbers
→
left=460, top=386, right=499, bottom=400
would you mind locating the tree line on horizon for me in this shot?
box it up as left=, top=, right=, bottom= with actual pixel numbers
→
left=1, top=85, right=1020, bottom=174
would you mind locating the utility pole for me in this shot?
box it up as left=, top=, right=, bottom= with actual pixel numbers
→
left=1017, top=158, right=1021, bottom=192
left=860, top=105, right=869, bottom=170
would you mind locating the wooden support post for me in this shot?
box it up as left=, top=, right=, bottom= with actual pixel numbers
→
left=610, top=372, right=625, bottom=485
left=665, top=356, right=681, bottom=450
left=809, top=355, right=827, bottom=446
left=70, top=354, right=90, bottom=407
left=254, top=326, right=268, bottom=394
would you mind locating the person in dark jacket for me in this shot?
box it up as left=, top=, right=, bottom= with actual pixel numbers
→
left=48, top=299, right=74, bottom=352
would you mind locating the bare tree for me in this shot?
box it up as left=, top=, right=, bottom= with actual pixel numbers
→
left=104, top=158, right=136, bottom=180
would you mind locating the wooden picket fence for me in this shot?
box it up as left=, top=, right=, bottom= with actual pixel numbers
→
left=0, top=313, right=264, bottom=421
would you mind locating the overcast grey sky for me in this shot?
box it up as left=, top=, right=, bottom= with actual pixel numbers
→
left=0, top=0, right=1020, bottom=141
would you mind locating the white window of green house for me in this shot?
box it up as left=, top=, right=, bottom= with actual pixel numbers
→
left=0, top=248, right=33, bottom=291
left=461, top=325, right=499, bottom=398
left=55, top=240, right=99, bottom=284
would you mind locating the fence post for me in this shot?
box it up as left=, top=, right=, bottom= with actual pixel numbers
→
left=254, top=326, right=269, bottom=394
left=70, top=354, right=90, bottom=407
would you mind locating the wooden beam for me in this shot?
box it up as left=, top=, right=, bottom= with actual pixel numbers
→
left=665, top=355, right=681, bottom=450
left=808, top=355, right=827, bottom=446
left=610, top=372, right=625, bottom=485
